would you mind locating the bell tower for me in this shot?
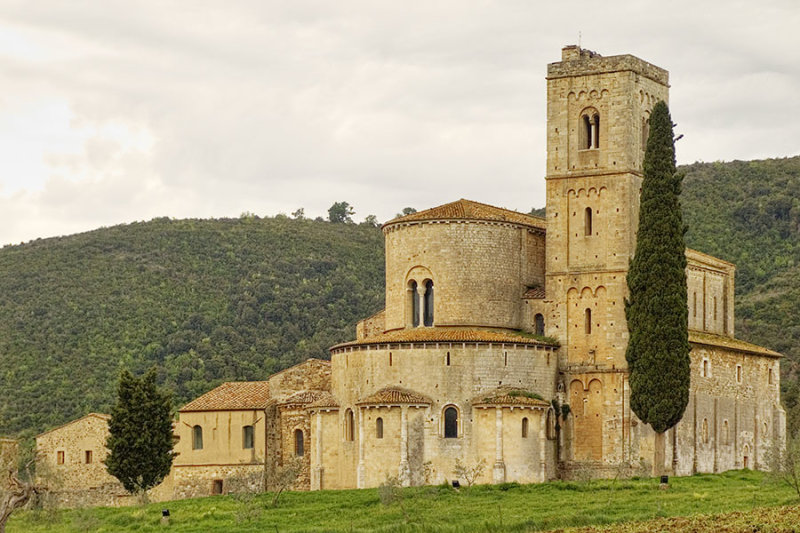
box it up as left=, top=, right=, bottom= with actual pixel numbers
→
left=544, top=46, right=669, bottom=466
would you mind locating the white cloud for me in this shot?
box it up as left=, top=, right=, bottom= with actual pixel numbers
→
left=0, top=0, right=798, bottom=244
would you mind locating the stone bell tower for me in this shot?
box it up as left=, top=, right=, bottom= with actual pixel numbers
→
left=544, top=46, right=670, bottom=469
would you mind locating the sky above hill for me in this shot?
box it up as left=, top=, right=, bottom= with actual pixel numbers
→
left=1, top=1, right=798, bottom=244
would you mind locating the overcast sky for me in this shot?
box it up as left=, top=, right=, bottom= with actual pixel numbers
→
left=1, top=1, right=798, bottom=245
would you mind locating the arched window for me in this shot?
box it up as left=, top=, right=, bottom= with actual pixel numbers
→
left=641, top=115, right=650, bottom=148
left=702, top=419, right=709, bottom=444
left=534, top=314, right=545, bottom=336
left=736, top=365, right=743, bottom=384
left=522, top=417, right=529, bottom=438
left=192, top=425, right=203, bottom=450
left=585, top=308, right=592, bottom=334
left=444, top=406, right=458, bottom=438
left=769, top=368, right=774, bottom=385
left=345, top=409, right=355, bottom=441
left=423, top=280, right=434, bottom=327
left=702, top=359, right=709, bottom=378
left=294, top=429, right=304, bottom=456
left=408, top=281, right=420, bottom=327
left=581, top=112, right=600, bottom=149
left=243, top=425, right=254, bottom=449
left=584, top=207, right=593, bottom=236
left=376, top=417, right=384, bottom=439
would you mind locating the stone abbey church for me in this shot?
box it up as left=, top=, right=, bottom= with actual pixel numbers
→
left=36, top=46, right=785, bottom=504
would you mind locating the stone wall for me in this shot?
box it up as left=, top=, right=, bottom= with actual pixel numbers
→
left=383, top=221, right=545, bottom=332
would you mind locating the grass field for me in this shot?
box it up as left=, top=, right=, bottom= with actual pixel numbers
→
left=8, top=470, right=799, bottom=532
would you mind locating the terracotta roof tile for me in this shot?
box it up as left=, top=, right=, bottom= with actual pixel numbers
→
left=689, top=330, right=781, bottom=358
left=280, top=390, right=332, bottom=407
left=306, top=391, right=340, bottom=409
left=523, top=287, right=546, bottom=299
left=384, top=199, right=546, bottom=230
left=472, top=387, right=549, bottom=408
left=357, top=387, right=432, bottom=405
left=332, top=328, right=556, bottom=350
left=35, top=413, right=111, bottom=438
left=180, top=381, right=271, bottom=412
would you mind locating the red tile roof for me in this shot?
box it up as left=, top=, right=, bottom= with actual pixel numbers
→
left=357, top=387, right=432, bottom=406
left=523, top=287, right=546, bottom=299
left=279, top=390, right=333, bottom=407
left=689, top=330, right=781, bottom=358
left=180, top=381, right=271, bottom=412
left=384, top=199, right=546, bottom=230
left=472, top=388, right=549, bottom=408
left=332, top=327, right=556, bottom=350
left=306, top=392, right=340, bottom=409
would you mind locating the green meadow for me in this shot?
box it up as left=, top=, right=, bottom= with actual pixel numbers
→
left=8, top=470, right=799, bottom=532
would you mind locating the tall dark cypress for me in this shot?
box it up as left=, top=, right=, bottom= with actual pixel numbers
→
left=105, top=368, right=175, bottom=498
left=625, top=101, right=690, bottom=437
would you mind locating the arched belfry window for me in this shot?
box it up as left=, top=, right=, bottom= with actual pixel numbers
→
left=534, top=314, right=545, bottom=336
left=192, top=425, right=203, bottom=450
left=408, top=280, right=420, bottom=327
left=444, top=406, right=458, bottom=438
left=423, top=280, right=434, bottom=327
left=581, top=111, right=600, bottom=149
left=584, top=207, right=593, bottom=236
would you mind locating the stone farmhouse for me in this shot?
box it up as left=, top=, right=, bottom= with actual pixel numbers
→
left=33, top=46, right=785, bottom=503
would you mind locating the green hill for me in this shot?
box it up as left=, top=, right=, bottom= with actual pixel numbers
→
left=1, top=154, right=799, bottom=437
left=0, top=216, right=384, bottom=436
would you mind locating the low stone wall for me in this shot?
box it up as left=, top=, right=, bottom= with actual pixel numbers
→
left=171, top=464, right=265, bottom=500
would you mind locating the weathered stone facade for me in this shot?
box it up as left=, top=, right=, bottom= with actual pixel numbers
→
left=40, top=46, right=785, bottom=504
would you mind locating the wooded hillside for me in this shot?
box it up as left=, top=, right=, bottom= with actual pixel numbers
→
left=1, top=155, right=798, bottom=437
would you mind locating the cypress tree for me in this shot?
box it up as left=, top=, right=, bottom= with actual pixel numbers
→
left=625, top=101, right=690, bottom=467
left=105, top=368, right=175, bottom=499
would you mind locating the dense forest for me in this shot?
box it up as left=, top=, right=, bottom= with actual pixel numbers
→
left=0, top=216, right=384, bottom=436
left=1, top=155, right=799, bottom=437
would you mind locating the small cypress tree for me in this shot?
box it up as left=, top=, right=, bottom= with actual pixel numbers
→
left=105, top=368, right=175, bottom=500
left=625, top=101, right=690, bottom=469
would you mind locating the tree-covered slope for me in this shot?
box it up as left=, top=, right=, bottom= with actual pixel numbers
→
left=1, top=154, right=799, bottom=438
left=0, top=216, right=384, bottom=436
left=680, top=156, right=800, bottom=375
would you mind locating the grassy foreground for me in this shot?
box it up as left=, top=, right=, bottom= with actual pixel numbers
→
left=8, top=470, right=799, bottom=532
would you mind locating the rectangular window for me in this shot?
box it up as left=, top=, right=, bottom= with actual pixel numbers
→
left=243, top=425, right=254, bottom=449
left=85, top=450, right=93, bottom=464
left=57, top=451, right=64, bottom=465
left=212, top=479, right=223, bottom=495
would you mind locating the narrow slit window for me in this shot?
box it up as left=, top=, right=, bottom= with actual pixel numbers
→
left=584, top=207, right=593, bottom=236
left=736, top=365, right=742, bottom=384
left=522, top=417, right=529, bottom=438
left=702, top=359, right=708, bottom=378
left=294, top=429, right=304, bottom=456
left=446, top=352, right=450, bottom=366
left=85, top=450, right=92, bottom=464
left=57, top=451, right=64, bottom=465
left=693, top=292, right=697, bottom=318
left=585, top=308, right=592, bottom=334
left=504, top=352, right=507, bottom=367
left=702, top=419, right=709, bottom=444
left=376, top=417, right=384, bottom=439
left=769, top=368, right=774, bottom=385
left=423, top=280, right=434, bottom=327
left=389, top=352, right=392, bottom=366
left=534, top=313, right=545, bottom=336
left=345, top=409, right=355, bottom=441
